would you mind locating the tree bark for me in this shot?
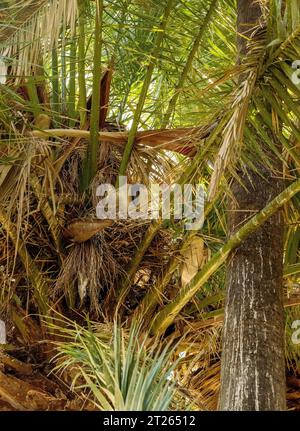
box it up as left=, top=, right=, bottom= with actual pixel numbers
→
left=218, top=0, right=286, bottom=411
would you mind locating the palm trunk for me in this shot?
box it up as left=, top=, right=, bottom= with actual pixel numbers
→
left=219, top=0, right=286, bottom=410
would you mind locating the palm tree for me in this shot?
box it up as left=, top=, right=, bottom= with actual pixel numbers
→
left=0, top=0, right=300, bottom=411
